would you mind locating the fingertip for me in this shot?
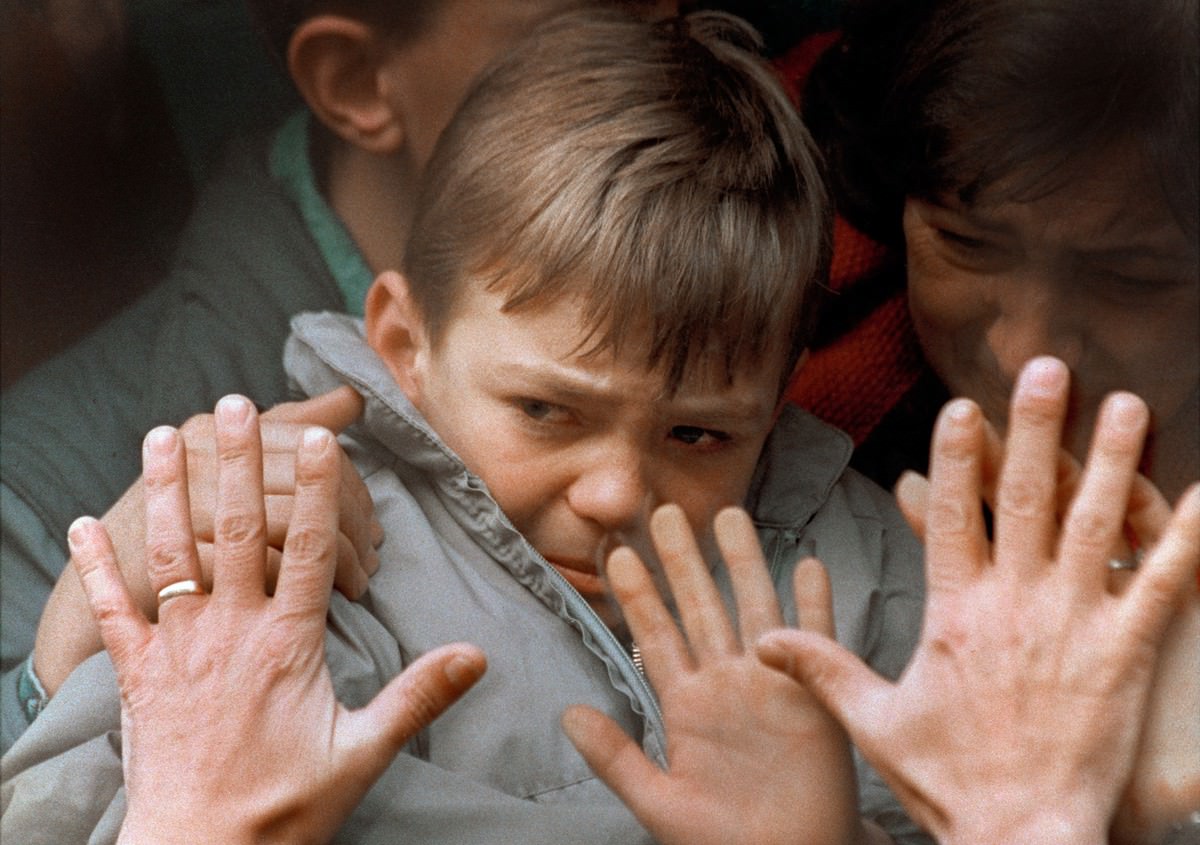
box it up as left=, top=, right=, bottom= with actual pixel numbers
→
left=143, top=426, right=179, bottom=457
left=1178, top=481, right=1200, bottom=513
left=754, top=630, right=796, bottom=675
left=215, top=394, right=255, bottom=425
left=443, top=646, right=487, bottom=691
left=940, top=397, right=978, bottom=426
left=894, top=471, right=931, bottom=540
left=302, top=425, right=335, bottom=453
left=713, top=505, right=752, bottom=534
left=67, top=513, right=98, bottom=537
left=648, top=502, right=686, bottom=534
left=931, top=398, right=984, bottom=458
left=331, top=385, right=365, bottom=419
left=794, top=556, right=830, bottom=589
left=605, top=545, right=640, bottom=581
left=560, top=703, right=593, bottom=737
left=894, top=470, right=928, bottom=503
left=1100, top=391, right=1149, bottom=434
left=67, top=515, right=101, bottom=555
left=1016, top=355, right=1069, bottom=395
left=793, top=555, right=829, bottom=584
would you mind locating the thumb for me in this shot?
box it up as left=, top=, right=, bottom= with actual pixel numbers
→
left=263, top=386, right=364, bottom=432
left=342, top=644, right=486, bottom=770
left=755, top=629, right=891, bottom=751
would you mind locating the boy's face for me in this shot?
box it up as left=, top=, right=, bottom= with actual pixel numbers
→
left=376, top=278, right=784, bottom=622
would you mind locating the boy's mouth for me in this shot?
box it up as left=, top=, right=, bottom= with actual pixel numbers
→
left=545, top=558, right=608, bottom=597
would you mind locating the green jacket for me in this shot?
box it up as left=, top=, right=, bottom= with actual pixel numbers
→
left=0, top=115, right=364, bottom=750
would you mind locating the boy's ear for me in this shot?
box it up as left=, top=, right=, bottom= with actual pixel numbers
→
left=366, top=270, right=428, bottom=401
left=288, top=16, right=405, bottom=154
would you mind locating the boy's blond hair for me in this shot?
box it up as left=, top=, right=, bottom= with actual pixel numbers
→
left=403, top=9, right=830, bottom=392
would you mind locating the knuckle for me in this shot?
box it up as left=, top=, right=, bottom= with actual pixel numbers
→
left=145, top=539, right=188, bottom=577
left=216, top=513, right=265, bottom=547
left=400, top=678, right=450, bottom=727
left=89, top=598, right=128, bottom=631
left=259, top=629, right=308, bottom=676
left=1065, top=506, right=1112, bottom=548
left=1012, top=391, right=1062, bottom=429
left=218, top=442, right=257, bottom=466
left=927, top=496, right=974, bottom=535
left=142, top=463, right=182, bottom=492
left=285, top=525, right=335, bottom=563
left=996, top=476, right=1051, bottom=519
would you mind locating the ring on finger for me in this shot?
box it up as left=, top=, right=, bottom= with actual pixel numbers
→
left=157, top=579, right=206, bottom=606
left=1107, top=549, right=1144, bottom=572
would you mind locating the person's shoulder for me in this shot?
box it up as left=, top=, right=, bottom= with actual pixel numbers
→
left=750, top=405, right=919, bottom=567
left=748, top=404, right=854, bottom=527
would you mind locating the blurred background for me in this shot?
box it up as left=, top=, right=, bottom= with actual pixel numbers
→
left=0, top=0, right=834, bottom=388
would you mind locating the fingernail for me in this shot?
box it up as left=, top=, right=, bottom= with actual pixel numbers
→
left=216, top=394, right=253, bottom=425
left=1104, top=392, right=1148, bottom=433
left=67, top=516, right=97, bottom=551
left=371, top=520, right=385, bottom=547
left=445, top=652, right=484, bottom=688
left=144, top=426, right=177, bottom=456
left=1017, top=356, right=1068, bottom=395
left=945, top=398, right=976, bottom=422
left=303, top=426, right=332, bottom=451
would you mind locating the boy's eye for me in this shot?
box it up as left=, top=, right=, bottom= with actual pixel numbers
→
left=669, top=425, right=731, bottom=447
left=518, top=399, right=568, bottom=423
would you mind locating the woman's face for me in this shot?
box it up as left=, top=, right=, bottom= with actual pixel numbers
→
left=904, top=153, right=1199, bottom=498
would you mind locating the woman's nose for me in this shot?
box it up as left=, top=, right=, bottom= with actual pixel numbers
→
left=985, top=280, right=1083, bottom=382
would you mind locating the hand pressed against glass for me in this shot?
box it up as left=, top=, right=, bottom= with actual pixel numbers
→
left=562, top=504, right=879, bottom=845
left=33, top=386, right=381, bottom=698
left=758, top=357, right=1200, bottom=845
left=68, top=396, right=485, bottom=845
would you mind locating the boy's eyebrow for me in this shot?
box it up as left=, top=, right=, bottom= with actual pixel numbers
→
left=493, top=361, right=774, bottom=423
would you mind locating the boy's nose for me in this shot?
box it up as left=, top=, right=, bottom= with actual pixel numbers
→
left=985, top=282, right=1082, bottom=382
left=566, top=447, right=650, bottom=532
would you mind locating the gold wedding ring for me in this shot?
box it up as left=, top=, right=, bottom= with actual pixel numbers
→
left=157, top=579, right=206, bottom=606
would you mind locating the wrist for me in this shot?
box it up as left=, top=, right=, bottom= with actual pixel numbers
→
left=32, top=561, right=104, bottom=695
left=943, top=809, right=1108, bottom=845
left=119, top=811, right=260, bottom=845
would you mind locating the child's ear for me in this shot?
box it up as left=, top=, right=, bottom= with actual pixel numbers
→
left=288, top=16, right=406, bottom=154
left=366, top=270, right=428, bottom=401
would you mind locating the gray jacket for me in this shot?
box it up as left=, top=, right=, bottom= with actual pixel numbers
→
left=1, top=313, right=929, bottom=844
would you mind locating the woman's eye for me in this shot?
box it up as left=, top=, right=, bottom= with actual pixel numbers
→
left=936, top=228, right=989, bottom=251
left=669, top=425, right=731, bottom=447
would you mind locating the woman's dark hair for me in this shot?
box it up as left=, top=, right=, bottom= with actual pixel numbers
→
left=805, top=0, right=1199, bottom=245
